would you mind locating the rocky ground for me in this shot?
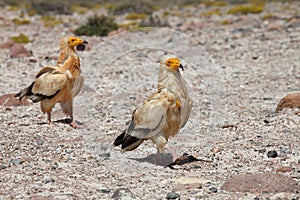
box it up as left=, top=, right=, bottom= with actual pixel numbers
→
left=0, top=1, right=300, bottom=199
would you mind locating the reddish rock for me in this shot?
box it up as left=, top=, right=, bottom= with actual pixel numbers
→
left=0, top=41, right=15, bottom=49
left=274, top=166, right=292, bottom=173
left=266, top=23, right=282, bottom=31
left=0, top=93, right=32, bottom=107
left=221, top=173, right=300, bottom=193
left=10, top=43, right=32, bottom=58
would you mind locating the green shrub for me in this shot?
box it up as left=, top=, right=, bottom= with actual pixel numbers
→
left=74, top=15, right=118, bottom=36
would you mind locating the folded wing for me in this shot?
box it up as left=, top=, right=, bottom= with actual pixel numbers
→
left=32, top=71, right=67, bottom=97
left=127, top=93, right=171, bottom=139
left=15, top=66, right=68, bottom=102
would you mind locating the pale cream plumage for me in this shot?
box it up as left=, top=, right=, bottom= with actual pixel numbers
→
left=114, top=55, right=192, bottom=161
left=15, top=36, right=87, bottom=128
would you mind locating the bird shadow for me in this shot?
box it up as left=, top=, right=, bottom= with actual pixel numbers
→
left=36, top=119, right=84, bottom=127
left=129, top=153, right=173, bottom=166
left=130, top=153, right=211, bottom=169
left=54, top=118, right=72, bottom=124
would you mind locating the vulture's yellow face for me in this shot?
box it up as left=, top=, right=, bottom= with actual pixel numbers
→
left=165, top=57, right=184, bottom=72
left=67, top=37, right=88, bottom=49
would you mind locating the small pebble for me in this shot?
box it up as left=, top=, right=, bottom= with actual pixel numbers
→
left=99, top=153, right=111, bottom=158
left=52, top=162, right=58, bottom=170
left=166, top=192, right=180, bottom=199
left=267, top=150, right=278, bottom=158
left=100, top=189, right=111, bottom=193
left=37, top=139, right=44, bottom=146
left=0, top=165, right=6, bottom=170
left=137, top=52, right=147, bottom=57
left=44, top=178, right=55, bottom=184
left=10, top=158, right=24, bottom=166
left=258, top=149, right=266, bottom=154
left=263, top=119, right=269, bottom=124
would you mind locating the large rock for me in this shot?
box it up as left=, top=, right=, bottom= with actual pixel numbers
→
left=10, top=43, right=32, bottom=58
left=221, top=173, right=300, bottom=193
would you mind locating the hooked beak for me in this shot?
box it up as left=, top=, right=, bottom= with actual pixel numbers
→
left=179, top=64, right=184, bottom=71
left=82, top=40, right=88, bottom=45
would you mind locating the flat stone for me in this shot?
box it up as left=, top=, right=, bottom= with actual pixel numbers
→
left=0, top=93, right=32, bottom=107
left=221, top=173, right=300, bottom=193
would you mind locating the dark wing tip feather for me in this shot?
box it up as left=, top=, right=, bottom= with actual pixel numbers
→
left=121, top=135, right=144, bottom=151
left=14, top=82, right=35, bottom=101
left=113, top=131, right=125, bottom=146
left=14, top=92, right=21, bottom=98
left=14, top=81, right=60, bottom=103
left=113, top=131, right=144, bottom=151
left=121, top=135, right=140, bottom=149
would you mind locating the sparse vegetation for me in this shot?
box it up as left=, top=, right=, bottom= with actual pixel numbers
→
left=74, top=15, right=118, bottom=36
left=7, top=5, right=20, bottom=11
left=118, top=21, right=139, bottom=29
left=10, top=33, right=32, bottom=44
left=201, top=9, right=222, bottom=17
left=205, top=0, right=228, bottom=7
left=111, top=0, right=155, bottom=15
left=12, top=18, right=31, bottom=25
left=40, top=15, right=62, bottom=27
left=178, top=0, right=202, bottom=6
left=125, top=12, right=148, bottom=20
left=30, top=0, right=72, bottom=15
left=221, top=19, right=232, bottom=25
left=262, top=13, right=277, bottom=20
left=70, top=5, right=89, bottom=15
left=227, top=4, right=264, bottom=14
